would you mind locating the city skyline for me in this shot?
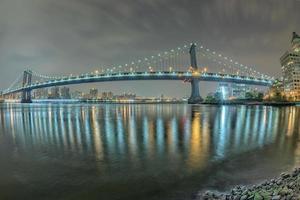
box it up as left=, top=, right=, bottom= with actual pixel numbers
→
left=1, top=1, right=300, bottom=200
left=0, top=0, right=300, bottom=97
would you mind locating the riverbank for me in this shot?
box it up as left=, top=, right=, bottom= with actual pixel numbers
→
left=202, top=101, right=297, bottom=106
left=196, top=168, right=300, bottom=200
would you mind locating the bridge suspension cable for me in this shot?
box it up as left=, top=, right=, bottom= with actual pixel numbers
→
left=195, top=44, right=274, bottom=80
left=1, top=42, right=274, bottom=95
left=3, top=73, right=23, bottom=93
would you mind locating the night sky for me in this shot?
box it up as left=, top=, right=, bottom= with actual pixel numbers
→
left=0, top=0, right=299, bottom=97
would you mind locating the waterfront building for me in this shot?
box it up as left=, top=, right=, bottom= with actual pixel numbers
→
left=71, top=90, right=83, bottom=99
left=231, top=84, right=250, bottom=99
left=101, top=91, right=113, bottom=100
left=49, top=87, right=60, bottom=99
left=216, top=83, right=231, bottom=100
left=265, top=79, right=285, bottom=101
left=33, top=88, right=48, bottom=99
left=89, top=88, right=98, bottom=99
left=280, top=32, right=300, bottom=101
left=60, top=87, right=71, bottom=99
left=115, top=93, right=136, bottom=100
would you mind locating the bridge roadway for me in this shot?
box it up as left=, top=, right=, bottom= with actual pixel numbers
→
left=3, top=71, right=273, bottom=95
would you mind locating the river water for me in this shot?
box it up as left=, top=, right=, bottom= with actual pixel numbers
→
left=0, top=103, right=299, bottom=200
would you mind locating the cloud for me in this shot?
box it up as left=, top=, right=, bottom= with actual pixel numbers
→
left=0, top=0, right=299, bottom=96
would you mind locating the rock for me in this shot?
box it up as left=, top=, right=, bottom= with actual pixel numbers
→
left=254, top=193, right=263, bottom=200
left=288, top=181, right=295, bottom=188
left=271, top=179, right=275, bottom=183
left=195, top=167, right=300, bottom=200
left=281, top=173, right=290, bottom=179
left=272, top=190, right=279, bottom=196
left=279, top=186, right=289, bottom=196
left=276, top=180, right=282, bottom=185
left=271, top=195, right=281, bottom=200
left=240, top=195, right=247, bottom=200
left=233, top=195, right=241, bottom=200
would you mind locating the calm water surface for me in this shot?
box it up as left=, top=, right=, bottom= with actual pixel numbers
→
left=0, top=103, right=299, bottom=200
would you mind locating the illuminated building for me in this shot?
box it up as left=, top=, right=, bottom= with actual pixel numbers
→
left=89, top=88, right=98, bottom=99
left=216, top=83, right=231, bottom=100
left=60, top=87, right=71, bottom=99
left=265, top=79, right=285, bottom=101
left=101, top=91, right=113, bottom=100
left=280, top=32, right=300, bottom=101
left=231, top=84, right=250, bottom=99
left=71, top=90, right=83, bottom=99
left=49, top=87, right=60, bottom=99
left=33, top=88, right=48, bottom=99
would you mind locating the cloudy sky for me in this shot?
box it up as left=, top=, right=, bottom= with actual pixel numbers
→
left=0, top=0, right=299, bottom=97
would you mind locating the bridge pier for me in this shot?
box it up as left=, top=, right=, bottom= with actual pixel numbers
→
left=21, top=89, right=32, bottom=103
left=21, top=70, right=32, bottom=103
left=188, top=79, right=202, bottom=104
left=188, top=43, right=202, bottom=104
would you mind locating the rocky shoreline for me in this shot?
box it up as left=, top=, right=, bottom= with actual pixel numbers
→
left=196, top=168, right=300, bottom=200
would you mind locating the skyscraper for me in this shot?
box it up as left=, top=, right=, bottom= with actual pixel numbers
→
left=60, top=87, right=71, bottom=99
left=33, top=88, right=48, bottom=99
left=280, top=32, right=300, bottom=101
left=89, top=88, right=98, bottom=99
left=216, top=83, right=231, bottom=100
left=49, top=87, right=60, bottom=99
left=231, top=84, right=250, bottom=99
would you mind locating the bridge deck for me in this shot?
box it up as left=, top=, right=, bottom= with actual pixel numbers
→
left=3, top=71, right=272, bottom=95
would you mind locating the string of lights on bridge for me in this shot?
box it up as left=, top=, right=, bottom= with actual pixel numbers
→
left=2, top=42, right=275, bottom=94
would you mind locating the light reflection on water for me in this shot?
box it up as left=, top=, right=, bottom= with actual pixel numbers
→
left=0, top=104, right=299, bottom=200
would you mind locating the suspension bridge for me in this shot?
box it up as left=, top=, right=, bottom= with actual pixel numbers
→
left=0, top=43, right=274, bottom=104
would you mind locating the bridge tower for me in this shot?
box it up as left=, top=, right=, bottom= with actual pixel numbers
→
left=21, top=70, right=32, bottom=103
left=188, top=43, right=202, bottom=104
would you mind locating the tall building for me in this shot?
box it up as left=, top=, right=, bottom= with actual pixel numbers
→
left=231, top=84, right=250, bottom=99
left=49, top=87, right=60, bottom=99
left=280, top=32, right=300, bottom=101
left=101, top=91, right=113, bottom=100
left=89, top=88, right=98, bottom=99
left=216, top=83, right=231, bottom=100
left=60, top=87, right=71, bottom=99
left=71, top=90, right=83, bottom=99
left=33, top=88, right=48, bottom=99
